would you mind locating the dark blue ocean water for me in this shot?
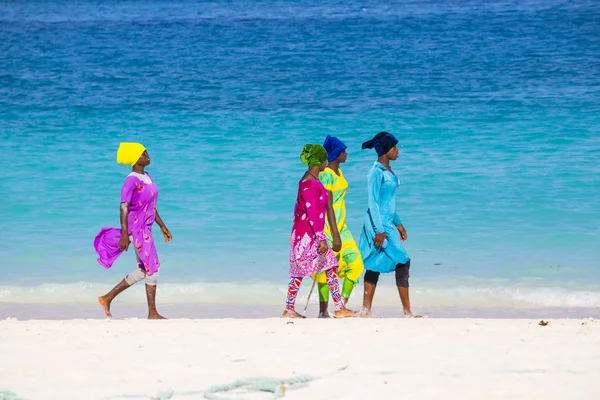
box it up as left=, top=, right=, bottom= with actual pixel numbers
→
left=1, top=0, right=599, bottom=310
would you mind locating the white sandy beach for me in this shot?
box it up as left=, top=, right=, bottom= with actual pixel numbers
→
left=1, top=318, right=599, bottom=400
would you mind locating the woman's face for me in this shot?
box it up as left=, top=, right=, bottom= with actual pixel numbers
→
left=318, top=160, right=327, bottom=171
left=137, top=150, right=151, bottom=166
left=386, top=146, right=399, bottom=161
left=338, top=150, right=348, bottom=163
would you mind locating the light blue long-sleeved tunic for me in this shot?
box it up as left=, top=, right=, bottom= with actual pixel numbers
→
left=359, top=162, right=410, bottom=273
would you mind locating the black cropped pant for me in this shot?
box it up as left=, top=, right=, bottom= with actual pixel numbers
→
left=363, top=260, right=410, bottom=288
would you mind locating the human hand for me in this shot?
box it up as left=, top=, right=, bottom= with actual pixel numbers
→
left=397, top=224, right=407, bottom=242
left=161, top=226, right=172, bottom=242
left=374, top=232, right=388, bottom=248
left=118, top=233, right=130, bottom=251
left=318, top=240, right=328, bottom=255
left=332, top=235, right=342, bottom=252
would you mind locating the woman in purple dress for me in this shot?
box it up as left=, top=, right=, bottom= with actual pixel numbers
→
left=95, top=142, right=172, bottom=319
left=283, top=144, right=357, bottom=319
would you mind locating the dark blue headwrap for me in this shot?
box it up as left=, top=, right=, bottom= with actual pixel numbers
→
left=361, top=131, right=398, bottom=157
left=323, top=135, right=347, bottom=162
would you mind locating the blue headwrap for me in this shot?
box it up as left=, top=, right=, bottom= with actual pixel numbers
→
left=361, top=132, right=398, bottom=157
left=323, top=135, right=347, bottom=162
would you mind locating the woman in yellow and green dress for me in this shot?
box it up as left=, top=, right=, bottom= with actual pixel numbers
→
left=314, top=135, right=365, bottom=318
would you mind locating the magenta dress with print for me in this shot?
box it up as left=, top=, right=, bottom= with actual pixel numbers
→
left=289, top=179, right=337, bottom=277
left=94, top=172, right=161, bottom=276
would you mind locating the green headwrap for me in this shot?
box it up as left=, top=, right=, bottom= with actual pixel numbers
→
left=300, top=144, right=328, bottom=167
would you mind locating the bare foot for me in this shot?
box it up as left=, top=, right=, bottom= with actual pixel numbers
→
left=148, top=312, right=167, bottom=320
left=404, top=311, right=426, bottom=318
left=97, top=296, right=112, bottom=318
left=334, top=308, right=358, bottom=319
left=318, top=311, right=331, bottom=319
left=281, top=309, right=306, bottom=318
left=359, top=307, right=377, bottom=318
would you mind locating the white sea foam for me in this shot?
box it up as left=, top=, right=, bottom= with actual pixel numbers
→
left=2, top=280, right=600, bottom=309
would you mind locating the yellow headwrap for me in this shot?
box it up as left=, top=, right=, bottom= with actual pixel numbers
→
left=117, top=142, right=146, bottom=166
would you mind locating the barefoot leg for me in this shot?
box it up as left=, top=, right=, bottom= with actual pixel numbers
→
left=361, top=281, right=377, bottom=317
left=397, top=286, right=416, bottom=317
left=318, top=301, right=331, bottom=318
left=396, top=287, right=425, bottom=318
left=98, top=278, right=130, bottom=318
left=145, top=283, right=166, bottom=319
left=395, top=261, right=421, bottom=317
left=317, top=282, right=330, bottom=318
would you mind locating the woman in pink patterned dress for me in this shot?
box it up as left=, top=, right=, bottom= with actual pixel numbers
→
left=283, top=144, right=357, bottom=319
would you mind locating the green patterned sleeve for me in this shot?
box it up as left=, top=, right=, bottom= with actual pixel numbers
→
left=319, top=170, right=335, bottom=191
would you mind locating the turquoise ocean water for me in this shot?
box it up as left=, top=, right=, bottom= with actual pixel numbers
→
left=1, top=0, right=599, bottom=316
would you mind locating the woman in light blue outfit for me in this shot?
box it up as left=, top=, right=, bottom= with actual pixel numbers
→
left=359, top=132, right=419, bottom=318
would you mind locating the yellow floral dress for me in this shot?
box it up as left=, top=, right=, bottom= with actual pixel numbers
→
left=314, top=167, right=364, bottom=300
